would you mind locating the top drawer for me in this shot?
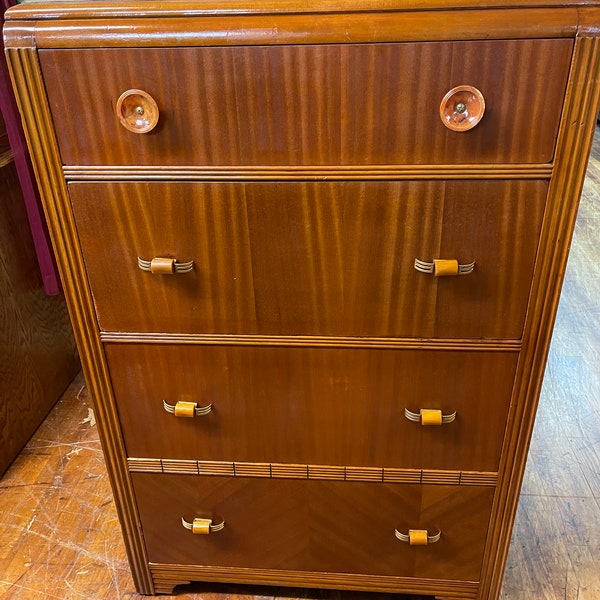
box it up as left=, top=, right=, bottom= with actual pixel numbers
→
left=39, top=39, right=572, bottom=167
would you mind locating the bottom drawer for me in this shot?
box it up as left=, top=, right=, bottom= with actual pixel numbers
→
left=132, top=474, right=494, bottom=582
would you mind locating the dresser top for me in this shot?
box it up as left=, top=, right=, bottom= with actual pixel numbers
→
left=6, top=0, right=600, bottom=20
left=5, top=0, right=600, bottom=49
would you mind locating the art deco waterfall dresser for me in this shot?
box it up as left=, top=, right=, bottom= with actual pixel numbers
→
left=4, top=1, right=600, bottom=597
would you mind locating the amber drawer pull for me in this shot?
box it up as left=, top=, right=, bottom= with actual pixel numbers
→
left=395, top=528, right=441, bottom=545
left=137, top=256, right=194, bottom=275
left=116, top=89, right=159, bottom=134
left=405, top=408, right=456, bottom=426
left=414, top=258, right=475, bottom=276
left=163, top=400, right=213, bottom=418
left=181, top=517, right=225, bottom=535
left=440, top=85, right=485, bottom=132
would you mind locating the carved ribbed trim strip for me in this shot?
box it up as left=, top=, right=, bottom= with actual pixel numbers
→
left=101, top=331, right=522, bottom=352
left=422, top=470, right=461, bottom=485
left=126, top=458, right=498, bottom=486
left=62, top=164, right=554, bottom=181
left=161, top=459, right=200, bottom=474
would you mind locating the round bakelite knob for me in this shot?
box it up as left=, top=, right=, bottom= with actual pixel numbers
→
left=439, top=85, right=485, bottom=132
left=116, top=89, right=159, bottom=133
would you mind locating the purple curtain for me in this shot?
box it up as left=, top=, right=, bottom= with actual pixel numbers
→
left=1, top=0, right=61, bottom=295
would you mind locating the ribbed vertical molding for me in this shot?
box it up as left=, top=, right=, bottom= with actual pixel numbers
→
left=479, top=34, right=600, bottom=600
left=3, top=45, right=154, bottom=595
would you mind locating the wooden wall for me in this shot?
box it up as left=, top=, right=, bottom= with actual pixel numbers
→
left=0, top=111, right=79, bottom=475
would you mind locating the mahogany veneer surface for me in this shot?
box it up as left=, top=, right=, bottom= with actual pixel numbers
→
left=40, top=41, right=572, bottom=166
left=4, top=1, right=600, bottom=598
left=133, top=474, right=495, bottom=581
left=70, top=180, right=547, bottom=338
left=107, top=344, right=516, bottom=471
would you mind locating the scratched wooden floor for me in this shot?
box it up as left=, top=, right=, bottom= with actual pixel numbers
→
left=1, top=139, right=599, bottom=600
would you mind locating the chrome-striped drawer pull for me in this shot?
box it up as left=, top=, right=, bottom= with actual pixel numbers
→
left=163, top=400, right=213, bottom=418
left=414, top=258, right=475, bottom=276
left=404, top=408, right=457, bottom=426
left=395, top=528, right=441, bottom=545
left=138, top=256, right=194, bottom=274
left=181, top=517, right=225, bottom=535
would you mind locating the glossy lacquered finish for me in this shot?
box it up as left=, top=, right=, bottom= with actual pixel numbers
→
left=70, top=180, right=546, bottom=339
left=132, top=474, right=495, bottom=581
left=106, top=344, right=517, bottom=471
left=115, top=89, right=159, bottom=134
left=4, top=1, right=600, bottom=599
left=40, top=41, right=571, bottom=166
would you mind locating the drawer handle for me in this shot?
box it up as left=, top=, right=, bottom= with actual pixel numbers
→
left=116, top=89, right=159, bottom=134
left=138, top=256, right=194, bottom=275
left=395, top=529, right=441, bottom=545
left=163, top=400, right=213, bottom=418
left=181, top=517, right=225, bottom=535
left=405, top=408, right=457, bottom=426
left=414, top=258, right=475, bottom=277
left=439, top=85, right=485, bottom=132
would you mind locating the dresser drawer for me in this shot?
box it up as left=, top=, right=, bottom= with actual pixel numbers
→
left=41, top=39, right=571, bottom=167
left=107, top=344, right=516, bottom=472
left=132, top=474, right=494, bottom=582
left=71, top=179, right=546, bottom=339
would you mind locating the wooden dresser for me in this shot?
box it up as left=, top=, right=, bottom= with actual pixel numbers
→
left=4, top=1, right=600, bottom=597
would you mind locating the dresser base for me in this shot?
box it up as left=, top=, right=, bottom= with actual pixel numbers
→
left=149, top=564, right=479, bottom=598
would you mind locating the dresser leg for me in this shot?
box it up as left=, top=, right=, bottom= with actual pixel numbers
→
left=152, top=578, right=191, bottom=595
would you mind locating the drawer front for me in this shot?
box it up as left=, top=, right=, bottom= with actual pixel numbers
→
left=132, top=474, right=494, bottom=582
left=41, top=39, right=571, bottom=166
left=71, top=180, right=546, bottom=339
left=107, top=344, right=516, bottom=472
left=70, top=181, right=547, bottom=338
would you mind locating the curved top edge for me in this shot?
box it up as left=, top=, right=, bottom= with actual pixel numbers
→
left=5, top=0, right=600, bottom=21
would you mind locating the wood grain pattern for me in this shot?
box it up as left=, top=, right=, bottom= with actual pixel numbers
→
left=62, top=164, right=555, bottom=181
left=0, top=129, right=10, bottom=156
left=499, top=119, right=600, bottom=597
left=0, top=142, right=596, bottom=600
left=0, top=119, right=79, bottom=475
left=70, top=180, right=547, bottom=339
left=0, top=151, right=13, bottom=169
left=107, top=344, right=516, bottom=472
left=132, top=474, right=494, bottom=583
left=39, top=41, right=572, bottom=166
left=3, top=46, right=155, bottom=594
left=127, top=457, right=498, bottom=487
left=102, top=332, right=522, bottom=351
left=3, top=3, right=599, bottom=599
left=149, top=565, right=478, bottom=597
left=5, top=10, right=579, bottom=49
left=3, top=0, right=595, bottom=21
left=479, top=34, right=600, bottom=600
